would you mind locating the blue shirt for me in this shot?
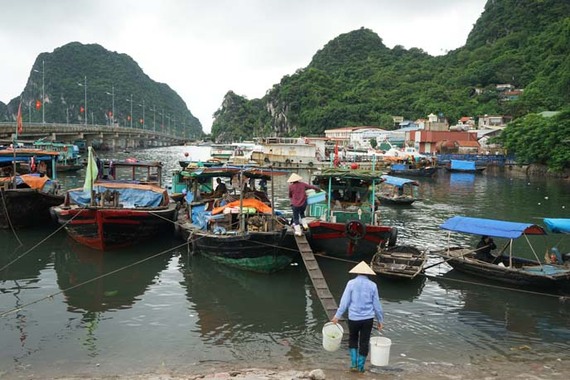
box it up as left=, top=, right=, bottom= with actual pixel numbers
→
left=334, top=275, right=384, bottom=323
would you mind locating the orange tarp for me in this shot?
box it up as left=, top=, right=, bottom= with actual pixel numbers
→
left=212, top=198, right=272, bottom=215
left=0, top=174, right=50, bottom=190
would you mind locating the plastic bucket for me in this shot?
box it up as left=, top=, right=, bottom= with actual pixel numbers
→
left=370, top=336, right=391, bottom=366
left=322, top=322, right=343, bottom=352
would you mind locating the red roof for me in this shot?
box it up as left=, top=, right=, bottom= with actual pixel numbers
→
left=457, top=140, right=480, bottom=147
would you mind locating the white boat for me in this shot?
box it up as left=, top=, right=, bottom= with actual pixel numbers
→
left=250, top=137, right=326, bottom=166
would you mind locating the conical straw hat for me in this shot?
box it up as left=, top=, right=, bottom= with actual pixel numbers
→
left=349, top=261, right=376, bottom=275
left=287, top=173, right=303, bottom=183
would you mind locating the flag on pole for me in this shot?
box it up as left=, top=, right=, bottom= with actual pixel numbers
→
left=83, top=146, right=99, bottom=193
left=35, top=99, right=42, bottom=110
left=17, top=102, right=23, bottom=135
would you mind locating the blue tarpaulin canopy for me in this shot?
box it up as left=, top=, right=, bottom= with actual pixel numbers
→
left=381, top=175, right=418, bottom=188
left=543, top=218, right=570, bottom=234
left=450, top=160, right=476, bottom=170
left=440, top=216, right=546, bottom=239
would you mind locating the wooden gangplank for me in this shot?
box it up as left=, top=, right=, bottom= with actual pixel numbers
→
left=294, top=234, right=339, bottom=318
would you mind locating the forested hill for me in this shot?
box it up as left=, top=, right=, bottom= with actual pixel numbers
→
left=212, top=0, right=570, bottom=142
left=0, top=42, right=203, bottom=138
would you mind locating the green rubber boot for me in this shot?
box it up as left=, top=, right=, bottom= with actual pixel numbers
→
left=349, top=348, right=358, bottom=371
left=357, top=354, right=367, bottom=373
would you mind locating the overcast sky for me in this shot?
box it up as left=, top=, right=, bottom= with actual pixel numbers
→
left=0, top=0, right=486, bottom=132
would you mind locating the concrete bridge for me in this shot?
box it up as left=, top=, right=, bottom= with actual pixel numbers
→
left=0, top=122, right=187, bottom=149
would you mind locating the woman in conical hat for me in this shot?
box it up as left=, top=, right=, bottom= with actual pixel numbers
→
left=287, top=172, right=322, bottom=236
left=331, top=261, right=384, bottom=373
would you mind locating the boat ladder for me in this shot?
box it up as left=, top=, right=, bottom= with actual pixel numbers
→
left=294, top=234, right=339, bottom=319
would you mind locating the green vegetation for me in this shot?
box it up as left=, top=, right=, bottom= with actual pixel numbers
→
left=211, top=0, right=570, bottom=171
left=1, top=42, right=203, bottom=139
left=498, top=109, right=570, bottom=172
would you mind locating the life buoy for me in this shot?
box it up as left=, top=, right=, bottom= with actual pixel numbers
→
left=345, top=220, right=366, bottom=241
left=308, top=161, right=314, bottom=167
left=285, top=159, right=291, bottom=165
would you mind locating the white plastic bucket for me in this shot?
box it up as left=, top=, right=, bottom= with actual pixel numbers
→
left=322, top=322, right=343, bottom=352
left=370, top=336, right=391, bottom=366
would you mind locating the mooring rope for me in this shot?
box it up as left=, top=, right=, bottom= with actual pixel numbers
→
left=0, top=240, right=190, bottom=318
left=0, top=207, right=87, bottom=273
left=0, top=188, right=23, bottom=246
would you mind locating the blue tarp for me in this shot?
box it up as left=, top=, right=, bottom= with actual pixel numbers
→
left=450, top=160, right=476, bottom=170
left=543, top=218, right=570, bottom=234
left=69, top=186, right=164, bottom=208
left=440, top=216, right=546, bottom=239
left=391, top=163, right=407, bottom=171
left=381, top=175, right=418, bottom=188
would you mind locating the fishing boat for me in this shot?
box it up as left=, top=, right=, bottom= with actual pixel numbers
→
left=370, top=245, right=426, bottom=279
left=51, top=148, right=177, bottom=250
left=377, top=175, right=421, bottom=206
left=387, top=162, right=437, bottom=177
left=444, top=159, right=485, bottom=173
left=0, top=148, right=64, bottom=229
left=176, top=166, right=296, bottom=273
left=304, top=167, right=398, bottom=262
left=33, top=140, right=83, bottom=172
left=432, top=216, right=570, bottom=290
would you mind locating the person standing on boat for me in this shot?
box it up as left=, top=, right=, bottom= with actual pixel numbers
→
left=475, top=235, right=497, bottom=262
left=331, top=261, right=384, bottom=373
left=287, top=173, right=321, bottom=236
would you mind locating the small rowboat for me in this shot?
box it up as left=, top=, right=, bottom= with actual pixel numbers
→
left=370, top=245, right=426, bottom=279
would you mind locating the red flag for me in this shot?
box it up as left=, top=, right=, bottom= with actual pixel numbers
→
left=333, top=142, right=340, bottom=167
left=17, top=102, right=23, bottom=135
left=127, top=115, right=131, bottom=121
left=139, top=118, right=143, bottom=124
left=80, top=106, right=85, bottom=114
left=35, top=99, right=42, bottom=110
left=108, top=111, right=113, bottom=117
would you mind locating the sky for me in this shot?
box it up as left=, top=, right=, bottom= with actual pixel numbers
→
left=0, top=0, right=487, bottom=133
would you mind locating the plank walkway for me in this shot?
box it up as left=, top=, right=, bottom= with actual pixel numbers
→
left=294, top=234, right=338, bottom=318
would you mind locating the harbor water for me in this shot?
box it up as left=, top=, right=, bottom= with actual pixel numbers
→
left=1, top=145, right=569, bottom=378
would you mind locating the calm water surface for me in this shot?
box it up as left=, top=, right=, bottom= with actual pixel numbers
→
left=1, top=145, right=569, bottom=377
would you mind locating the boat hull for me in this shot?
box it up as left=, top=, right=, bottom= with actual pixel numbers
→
left=434, top=248, right=570, bottom=290
left=52, top=203, right=178, bottom=250
left=188, top=229, right=297, bottom=273
left=0, top=189, right=64, bottom=229
left=306, top=220, right=397, bottom=261
left=388, top=167, right=437, bottom=177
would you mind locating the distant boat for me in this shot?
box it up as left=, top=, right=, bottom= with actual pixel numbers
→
left=0, top=148, right=64, bottom=229
left=52, top=151, right=177, bottom=250
left=377, top=175, right=421, bottom=206
left=388, top=162, right=437, bottom=177
left=445, top=159, right=485, bottom=173
left=33, top=140, right=83, bottom=172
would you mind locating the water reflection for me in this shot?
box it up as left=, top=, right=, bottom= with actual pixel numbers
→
left=433, top=270, right=570, bottom=359
left=55, top=241, right=172, bottom=313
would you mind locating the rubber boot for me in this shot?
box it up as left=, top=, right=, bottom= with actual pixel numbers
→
left=301, top=218, right=309, bottom=230
left=294, top=224, right=302, bottom=236
left=357, top=354, right=367, bottom=373
left=349, top=348, right=358, bottom=372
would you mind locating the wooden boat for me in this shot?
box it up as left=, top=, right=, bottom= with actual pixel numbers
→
left=377, top=175, right=421, bottom=206
left=176, top=166, right=296, bottom=273
left=445, top=159, right=485, bottom=173
left=432, top=216, right=570, bottom=290
left=305, top=167, right=397, bottom=262
left=388, top=162, right=437, bottom=177
left=370, top=245, right=426, bottom=279
left=543, top=218, right=570, bottom=265
left=0, top=148, right=64, bottom=229
left=51, top=148, right=177, bottom=250
left=33, top=140, right=83, bottom=172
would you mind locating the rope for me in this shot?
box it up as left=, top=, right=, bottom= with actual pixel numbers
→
left=0, top=240, right=189, bottom=318
left=0, top=188, right=23, bottom=246
left=0, top=207, right=87, bottom=274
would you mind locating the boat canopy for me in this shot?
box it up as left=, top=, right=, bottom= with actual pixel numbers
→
left=543, top=218, right=570, bottom=234
left=450, top=160, right=476, bottom=170
left=182, top=166, right=289, bottom=180
left=313, top=167, right=384, bottom=181
left=440, top=216, right=546, bottom=239
left=381, top=175, right=419, bottom=188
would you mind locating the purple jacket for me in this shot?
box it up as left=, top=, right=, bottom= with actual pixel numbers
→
left=288, top=181, right=320, bottom=207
